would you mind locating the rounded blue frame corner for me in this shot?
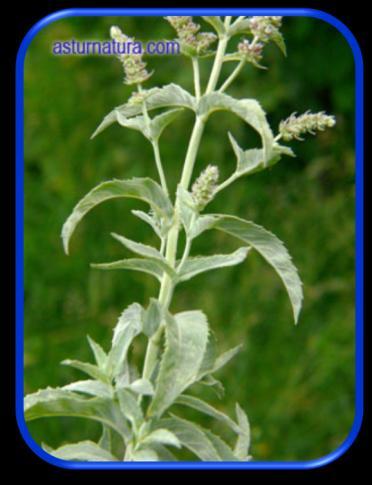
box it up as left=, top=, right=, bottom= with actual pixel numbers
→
left=16, top=8, right=364, bottom=471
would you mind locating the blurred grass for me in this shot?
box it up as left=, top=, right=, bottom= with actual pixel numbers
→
left=23, top=16, right=355, bottom=461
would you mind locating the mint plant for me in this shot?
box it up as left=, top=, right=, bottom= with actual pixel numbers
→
left=24, top=16, right=335, bottom=462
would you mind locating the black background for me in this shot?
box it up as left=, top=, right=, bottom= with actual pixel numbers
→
left=6, top=0, right=368, bottom=481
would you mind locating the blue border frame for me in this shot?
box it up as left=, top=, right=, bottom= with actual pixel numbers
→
left=16, top=8, right=364, bottom=470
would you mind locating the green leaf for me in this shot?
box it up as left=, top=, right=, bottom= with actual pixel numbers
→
left=108, top=303, right=143, bottom=378
left=91, top=257, right=175, bottom=282
left=228, top=132, right=295, bottom=178
left=61, top=360, right=108, bottom=383
left=177, top=247, right=250, bottom=282
left=204, top=430, right=238, bottom=461
left=139, top=84, right=196, bottom=112
left=49, top=440, right=118, bottom=461
left=131, top=210, right=162, bottom=238
left=92, top=84, right=195, bottom=138
left=271, top=29, right=287, bottom=56
left=128, top=378, right=154, bottom=396
left=111, top=232, right=164, bottom=261
left=197, top=92, right=275, bottom=164
left=202, top=16, right=225, bottom=35
left=142, top=298, right=163, bottom=337
left=148, top=311, right=209, bottom=417
left=117, top=388, right=143, bottom=430
left=151, top=444, right=177, bottom=461
left=114, top=113, right=148, bottom=136
left=62, top=380, right=113, bottom=398
left=130, top=448, right=159, bottom=461
left=157, top=415, right=221, bottom=461
left=141, top=429, right=181, bottom=449
left=234, top=404, right=251, bottom=460
left=227, top=17, right=252, bottom=37
left=24, top=388, right=130, bottom=439
left=189, top=214, right=218, bottom=240
left=116, top=108, right=184, bottom=142
left=62, top=178, right=172, bottom=254
left=175, top=395, right=240, bottom=434
left=198, top=375, right=225, bottom=398
left=177, top=185, right=197, bottom=236
left=115, top=360, right=139, bottom=389
left=212, top=344, right=243, bottom=373
left=198, top=215, right=303, bottom=323
left=87, top=336, right=108, bottom=370
left=98, top=425, right=112, bottom=452
left=149, top=109, right=185, bottom=141
left=197, top=331, right=217, bottom=377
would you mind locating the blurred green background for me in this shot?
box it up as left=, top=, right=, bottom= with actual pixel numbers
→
left=23, top=16, right=355, bottom=461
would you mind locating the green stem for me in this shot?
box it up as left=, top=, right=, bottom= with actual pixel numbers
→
left=192, top=57, right=201, bottom=100
left=205, top=17, right=231, bottom=94
left=215, top=172, right=238, bottom=195
left=219, top=59, right=245, bottom=93
left=151, top=140, right=169, bottom=196
left=141, top=30, right=231, bottom=385
left=177, top=235, right=192, bottom=272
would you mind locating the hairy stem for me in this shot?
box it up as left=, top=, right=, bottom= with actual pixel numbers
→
left=192, top=57, right=201, bottom=100
left=219, top=59, right=245, bottom=93
left=141, top=30, right=231, bottom=385
left=206, top=16, right=232, bottom=94
left=152, top=140, right=169, bottom=196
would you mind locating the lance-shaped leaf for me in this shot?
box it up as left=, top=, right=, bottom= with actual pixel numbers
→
left=202, top=16, right=225, bottom=35
left=175, top=395, right=240, bottom=434
left=111, top=232, right=164, bottom=261
left=115, top=108, right=184, bottom=142
left=140, top=429, right=181, bottom=449
left=148, top=311, right=209, bottom=417
left=62, top=178, right=172, bottom=254
left=130, top=449, right=159, bottom=461
left=62, top=380, right=113, bottom=399
left=142, top=298, right=163, bottom=337
left=92, top=84, right=195, bottom=138
left=177, top=185, right=197, bottom=236
left=98, top=425, right=112, bottom=453
left=107, top=303, right=143, bottom=378
left=131, top=210, right=162, bottom=238
left=189, top=214, right=219, bottom=240
left=197, top=92, right=275, bottom=163
left=61, top=359, right=109, bottom=383
left=91, top=257, right=175, bottom=282
left=48, top=440, right=118, bottom=462
left=177, top=247, right=250, bottom=282
left=227, top=132, right=295, bottom=178
left=151, top=444, right=177, bottom=461
left=234, top=404, right=251, bottom=460
left=87, top=336, right=108, bottom=370
left=211, top=344, right=243, bottom=374
left=200, top=215, right=303, bottom=323
left=139, top=83, right=196, bottom=112
left=117, top=388, right=143, bottom=430
left=204, top=430, right=238, bottom=461
left=149, top=109, right=185, bottom=141
left=24, top=388, right=130, bottom=439
left=127, top=378, right=154, bottom=396
left=157, top=415, right=227, bottom=461
left=198, top=375, right=225, bottom=398
left=271, top=29, right=287, bottom=56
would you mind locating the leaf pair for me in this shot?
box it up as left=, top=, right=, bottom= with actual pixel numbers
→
left=61, top=177, right=172, bottom=255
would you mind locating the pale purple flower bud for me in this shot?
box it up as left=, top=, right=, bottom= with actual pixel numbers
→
left=191, top=165, right=220, bottom=210
left=279, top=111, right=336, bottom=141
left=110, top=25, right=152, bottom=85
